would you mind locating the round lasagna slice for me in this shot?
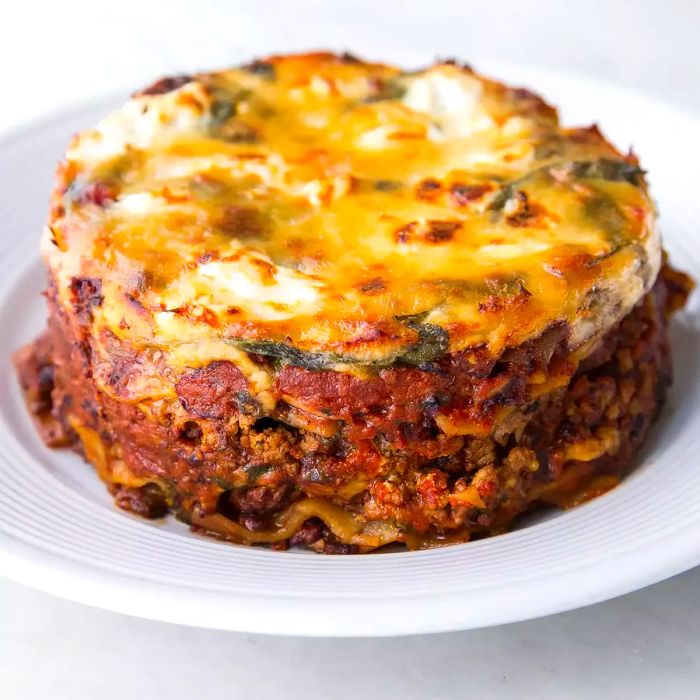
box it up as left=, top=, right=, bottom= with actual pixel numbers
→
left=15, top=52, right=693, bottom=552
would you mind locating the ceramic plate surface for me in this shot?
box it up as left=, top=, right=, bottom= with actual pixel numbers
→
left=1, top=64, right=699, bottom=637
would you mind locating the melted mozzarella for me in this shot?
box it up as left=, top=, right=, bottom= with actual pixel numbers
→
left=159, top=256, right=323, bottom=323
left=402, top=68, right=495, bottom=139
left=67, top=82, right=209, bottom=164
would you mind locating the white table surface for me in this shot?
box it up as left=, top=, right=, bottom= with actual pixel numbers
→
left=2, top=1, right=700, bottom=697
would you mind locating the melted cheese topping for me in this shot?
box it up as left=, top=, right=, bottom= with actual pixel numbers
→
left=44, top=52, right=660, bottom=368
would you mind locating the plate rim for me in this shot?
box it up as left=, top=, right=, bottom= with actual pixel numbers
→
left=1, top=510, right=699, bottom=636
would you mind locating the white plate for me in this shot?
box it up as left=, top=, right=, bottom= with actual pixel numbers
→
left=0, top=65, right=699, bottom=637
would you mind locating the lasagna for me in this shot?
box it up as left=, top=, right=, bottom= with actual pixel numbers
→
left=15, top=52, right=693, bottom=553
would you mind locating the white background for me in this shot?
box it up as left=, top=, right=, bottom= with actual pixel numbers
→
left=1, top=1, right=700, bottom=697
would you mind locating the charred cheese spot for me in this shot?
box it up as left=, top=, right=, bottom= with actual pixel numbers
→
left=134, top=75, right=193, bottom=97
left=69, top=277, right=103, bottom=324
left=449, top=182, right=492, bottom=206
left=217, top=205, right=265, bottom=238
left=415, top=178, right=442, bottom=201
left=504, top=191, right=549, bottom=228
left=395, top=219, right=462, bottom=244
left=355, top=277, right=387, bottom=294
